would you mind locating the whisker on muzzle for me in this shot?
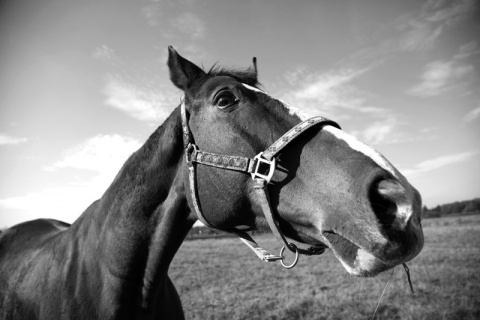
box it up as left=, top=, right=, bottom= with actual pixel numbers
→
left=370, top=268, right=394, bottom=320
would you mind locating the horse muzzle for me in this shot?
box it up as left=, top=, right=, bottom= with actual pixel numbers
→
left=320, top=176, right=424, bottom=277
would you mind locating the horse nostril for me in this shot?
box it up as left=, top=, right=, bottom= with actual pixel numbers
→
left=369, top=179, right=410, bottom=230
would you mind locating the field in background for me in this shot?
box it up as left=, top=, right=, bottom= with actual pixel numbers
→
left=170, top=215, right=480, bottom=320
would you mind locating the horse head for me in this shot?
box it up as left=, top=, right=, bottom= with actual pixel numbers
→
left=168, top=47, right=423, bottom=277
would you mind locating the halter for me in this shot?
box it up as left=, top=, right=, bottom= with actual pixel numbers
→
left=181, top=88, right=341, bottom=268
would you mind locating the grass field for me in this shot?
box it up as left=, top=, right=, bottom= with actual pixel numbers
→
left=170, top=215, right=480, bottom=320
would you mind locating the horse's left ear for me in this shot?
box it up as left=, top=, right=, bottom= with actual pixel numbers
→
left=167, top=46, right=206, bottom=90
left=250, top=57, right=258, bottom=84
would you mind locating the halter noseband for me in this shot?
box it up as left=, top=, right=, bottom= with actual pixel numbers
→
left=181, top=89, right=341, bottom=268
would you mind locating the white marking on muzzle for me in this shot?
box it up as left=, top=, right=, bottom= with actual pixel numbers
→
left=337, top=248, right=381, bottom=276
left=354, top=248, right=378, bottom=272
left=324, top=126, right=399, bottom=179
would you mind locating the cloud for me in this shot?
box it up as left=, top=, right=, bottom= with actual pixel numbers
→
left=291, top=67, right=368, bottom=100
left=92, top=45, right=127, bottom=72
left=103, top=75, right=176, bottom=123
left=277, top=66, right=387, bottom=120
left=348, top=117, right=424, bottom=145
left=142, top=0, right=201, bottom=28
left=407, top=59, right=474, bottom=97
left=47, top=134, right=141, bottom=175
left=93, top=46, right=180, bottom=124
left=402, top=150, right=478, bottom=177
left=339, top=0, right=478, bottom=69
left=399, top=0, right=478, bottom=52
left=454, top=41, right=480, bottom=60
left=170, top=12, right=206, bottom=40
left=0, top=186, right=101, bottom=225
left=92, top=45, right=117, bottom=61
left=358, top=117, right=398, bottom=145
left=275, top=66, right=417, bottom=145
left=1, top=135, right=143, bottom=226
left=463, top=105, right=480, bottom=122
left=141, top=0, right=163, bottom=27
left=0, top=134, right=27, bottom=145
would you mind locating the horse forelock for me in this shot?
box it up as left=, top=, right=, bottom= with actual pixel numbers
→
left=208, top=64, right=259, bottom=87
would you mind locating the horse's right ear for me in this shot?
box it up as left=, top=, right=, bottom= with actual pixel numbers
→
left=167, top=46, right=205, bottom=90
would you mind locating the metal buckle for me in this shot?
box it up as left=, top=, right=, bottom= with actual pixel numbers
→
left=251, top=152, right=276, bottom=183
left=186, top=143, right=198, bottom=165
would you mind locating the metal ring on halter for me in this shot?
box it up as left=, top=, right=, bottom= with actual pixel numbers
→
left=279, top=245, right=299, bottom=269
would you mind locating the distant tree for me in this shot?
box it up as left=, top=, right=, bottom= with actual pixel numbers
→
left=421, top=198, right=480, bottom=218
left=463, top=198, right=480, bottom=213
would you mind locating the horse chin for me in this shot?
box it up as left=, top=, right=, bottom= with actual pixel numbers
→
left=322, top=231, right=391, bottom=277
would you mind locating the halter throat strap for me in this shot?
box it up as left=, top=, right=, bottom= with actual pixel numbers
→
left=181, top=96, right=341, bottom=266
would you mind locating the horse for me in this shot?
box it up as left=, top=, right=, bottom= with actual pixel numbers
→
left=0, top=47, right=424, bottom=319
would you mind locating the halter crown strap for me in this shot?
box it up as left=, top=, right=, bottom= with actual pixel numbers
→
left=181, top=97, right=340, bottom=266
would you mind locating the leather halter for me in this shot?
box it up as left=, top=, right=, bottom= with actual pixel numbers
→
left=181, top=88, right=341, bottom=268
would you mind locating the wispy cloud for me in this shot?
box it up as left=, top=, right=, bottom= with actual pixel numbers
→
left=92, top=45, right=127, bottom=72
left=0, top=186, right=101, bottom=225
left=454, top=41, right=480, bottom=60
left=103, top=75, right=177, bottom=123
left=92, top=45, right=117, bottom=62
left=141, top=0, right=163, bottom=27
left=93, top=45, right=180, bottom=124
left=357, top=117, right=398, bottom=145
left=407, top=59, right=474, bottom=97
left=47, top=134, right=141, bottom=175
left=170, top=12, right=206, bottom=40
left=338, top=0, right=478, bottom=68
left=278, top=65, right=386, bottom=120
left=399, top=0, right=477, bottom=52
left=0, top=134, right=27, bottom=145
left=276, top=66, right=413, bottom=145
left=142, top=0, right=201, bottom=28
left=402, top=150, right=478, bottom=178
left=463, top=105, right=480, bottom=123
left=139, top=1, right=207, bottom=60
left=407, top=35, right=477, bottom=98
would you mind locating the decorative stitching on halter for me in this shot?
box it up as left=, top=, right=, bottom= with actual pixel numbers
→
left=193, top=150, right=252, bottom=173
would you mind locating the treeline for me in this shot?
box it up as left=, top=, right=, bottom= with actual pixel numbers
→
left=185, top=226, right=266, bottom=240
left=423, top=198, right=480, bottom=218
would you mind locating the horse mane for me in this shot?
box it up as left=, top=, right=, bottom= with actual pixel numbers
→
left=207, top=64, right=260, bottom=87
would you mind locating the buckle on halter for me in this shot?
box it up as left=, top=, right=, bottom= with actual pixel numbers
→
left=251, top=152, right=276, bottom=183
left=186, top=143, right=198, bottom=165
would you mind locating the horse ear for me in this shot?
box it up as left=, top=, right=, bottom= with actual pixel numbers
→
left=250, top=57, right=258, bottom=84
left=167, top=46, right=205, bottom=90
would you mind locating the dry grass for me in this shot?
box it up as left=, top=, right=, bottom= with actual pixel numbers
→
left=170, top=215, right=480, bottom=320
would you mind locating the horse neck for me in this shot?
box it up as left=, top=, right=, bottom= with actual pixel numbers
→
left=69, top=106, right=195, bottom=308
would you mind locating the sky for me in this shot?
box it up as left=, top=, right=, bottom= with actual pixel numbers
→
left=0, top=0, right=479, bottom=227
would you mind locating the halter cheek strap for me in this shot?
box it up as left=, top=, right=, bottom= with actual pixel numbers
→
left=181, top=97, right=341, bottom=267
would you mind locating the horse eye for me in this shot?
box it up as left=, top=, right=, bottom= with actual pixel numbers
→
left=214, top=91, right=238, bottom=109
